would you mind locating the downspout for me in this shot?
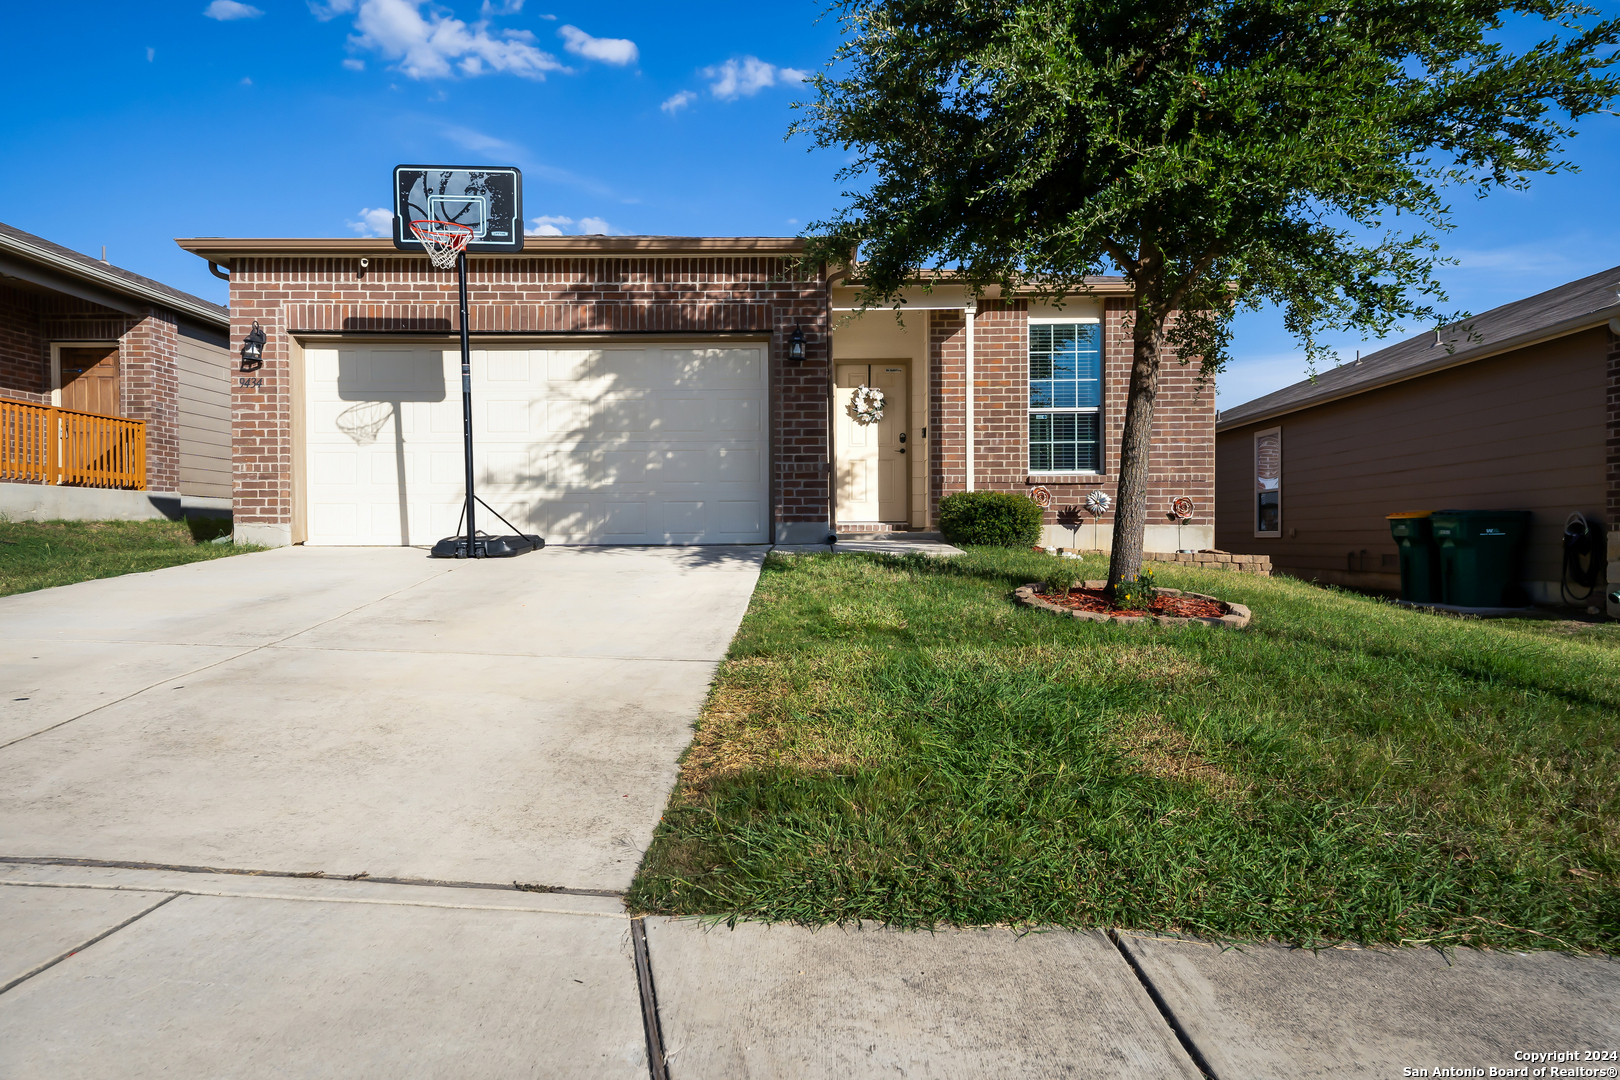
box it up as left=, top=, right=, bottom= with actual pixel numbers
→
left=964, top=298, right=977, bottom=491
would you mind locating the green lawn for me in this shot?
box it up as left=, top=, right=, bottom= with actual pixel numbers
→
left=0, top=518, right=259, bottom=598
left=628, top=547, right=1620, bottom=951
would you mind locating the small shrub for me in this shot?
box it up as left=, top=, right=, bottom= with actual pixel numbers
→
left=1112, top=569, right=1158, bottom=610
left=938, top=491, right=1045, bottom=547
left=1043, top=566, right=1079, bottom=597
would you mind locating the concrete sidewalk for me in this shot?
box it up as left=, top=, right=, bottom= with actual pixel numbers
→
left=3, top=860, right=1616, bottom=1079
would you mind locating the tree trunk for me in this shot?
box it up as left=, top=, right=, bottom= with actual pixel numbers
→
left=1107, top=303, right=1166, bottom=595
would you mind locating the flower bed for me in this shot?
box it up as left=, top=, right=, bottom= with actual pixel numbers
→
left=1014, top=580, right=1252, bottom=628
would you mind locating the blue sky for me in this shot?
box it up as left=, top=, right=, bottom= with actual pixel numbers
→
left=4, top=0, right=1616, bottom=409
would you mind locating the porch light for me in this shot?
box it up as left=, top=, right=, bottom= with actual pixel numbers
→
left=788, top=324, right=806, bottom=363
left=240, top=321, right=266, bottom=371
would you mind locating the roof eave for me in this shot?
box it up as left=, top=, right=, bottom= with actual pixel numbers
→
left=1215, top=305, right=1620, bottom=432
left=175, top=236, right=810, bottom=260
left=0, top=230, right=227, bottom=327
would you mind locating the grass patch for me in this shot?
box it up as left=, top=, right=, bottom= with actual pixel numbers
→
left=628, top=547, right=1620, bottom=951
left=0, top=517, right=261, bottom=597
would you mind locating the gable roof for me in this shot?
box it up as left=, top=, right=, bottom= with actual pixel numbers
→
left=1216, top=262, right=1620, bottom=431
left=0, top=221, right=228, bottom=327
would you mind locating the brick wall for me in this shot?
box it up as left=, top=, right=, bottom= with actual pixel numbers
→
left=927, top=295, right=1215, bottom=533
left=226, top=253, right=831, bottom=536
left=4, top=288, right=186, bottom=492
left=0, top=286, right=46, bottom=403
left=121, top=309, right=181, bottom=494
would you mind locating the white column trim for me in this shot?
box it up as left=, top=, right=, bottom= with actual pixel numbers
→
left=964, top=298, right=977, bottom=492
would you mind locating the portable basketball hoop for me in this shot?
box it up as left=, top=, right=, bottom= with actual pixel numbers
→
left=410, top=219, right=473, bottom=270
left=397, top=174, right=541, bottom=560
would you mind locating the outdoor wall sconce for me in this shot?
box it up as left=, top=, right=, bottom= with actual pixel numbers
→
left=788, top=324, right=806, bottom=363
left=240, top=321, right=266, bottom=372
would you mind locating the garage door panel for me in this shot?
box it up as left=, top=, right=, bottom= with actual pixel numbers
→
left=306, top=342, right=769, bottom=545
left=667, top=348, right=762, bottom=388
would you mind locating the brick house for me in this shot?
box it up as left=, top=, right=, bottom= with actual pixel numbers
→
left=176, top=234, right=1213, bottom=549
left=1, top=222, right=232, bottom=520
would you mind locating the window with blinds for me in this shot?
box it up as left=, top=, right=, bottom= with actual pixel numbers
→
left=1028, top=322, right=1101, bottom=472
left=1255, top=427, right=1281, bottom=536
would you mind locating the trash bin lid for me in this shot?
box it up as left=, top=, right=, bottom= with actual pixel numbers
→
left=1385, top=512, right=1432, bottom=519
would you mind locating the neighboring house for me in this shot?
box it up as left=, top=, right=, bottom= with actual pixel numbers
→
left=1214, top=263, right=1620, bottom=603
left=0, top=222, right=232, bottom=521
left=176, top=234, right=1213, bottom=549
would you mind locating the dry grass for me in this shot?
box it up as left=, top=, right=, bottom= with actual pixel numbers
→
left=1114, top=715, right=1245, bottom=795
left=677, top=658, right=871, bottom=798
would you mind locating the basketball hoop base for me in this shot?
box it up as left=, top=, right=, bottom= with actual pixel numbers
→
left=430, top=533, right=545, bottom=559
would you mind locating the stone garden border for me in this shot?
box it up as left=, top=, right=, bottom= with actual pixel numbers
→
left=1014, top=581, right=1252, bottom=629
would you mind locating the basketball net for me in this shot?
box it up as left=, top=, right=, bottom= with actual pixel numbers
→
left=410, top=219, right=474, bottom=270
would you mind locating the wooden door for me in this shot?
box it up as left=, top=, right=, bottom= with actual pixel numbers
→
left=835, top=361, right=909, bottom=524
left=60, top=347, right=121, bottom=416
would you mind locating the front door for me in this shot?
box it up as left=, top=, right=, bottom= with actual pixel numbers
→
left=835, top=361, right=909, bottom=525
left=59, top=346, right=121, bottom=416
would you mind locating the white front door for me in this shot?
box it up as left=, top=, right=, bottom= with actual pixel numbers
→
left=303, top=342, right=769, bottom=545
left=835, top=361, right=909, bottom=524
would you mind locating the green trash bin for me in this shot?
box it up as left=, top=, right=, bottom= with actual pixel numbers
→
left=1386, top=512, right=1438, bottom=603
left=1430, top=509, right=1532, bottom=607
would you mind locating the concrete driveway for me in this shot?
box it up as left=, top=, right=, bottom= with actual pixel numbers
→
left=0, top=544, right=764, bottom=891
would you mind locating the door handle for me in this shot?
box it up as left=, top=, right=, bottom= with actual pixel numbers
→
left=897, top=447, right=906, bottom=454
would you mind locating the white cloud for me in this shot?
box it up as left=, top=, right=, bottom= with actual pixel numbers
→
left=348, top=207, right=396, bottom=238
left=660, top=90, right=695, bottom=114
left=240, top=76, right=253, bottom=85
left=206, top=0, right=264, bottom=18
left=526, top=214, right=625, bottom=236
left=538, top=12, right=555, bottom=18
left=342, top=57, right=365, bottom=70
left=528, top=214, right=573, bottom=236
left=308, top=0, right=356, bottom=20
left=442, top=124, right=516, bottom=154
left=702, top=57, right=810, bottom=100
left=342, top=0, right=565, bottom=80
left=146, top=46, right=155, bottom=61
left=557, top=25, right=637, bottom=65
left=480, top=0, right=522, bottom=13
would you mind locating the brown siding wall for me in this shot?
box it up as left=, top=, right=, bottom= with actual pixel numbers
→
left=1216, top=327, right=1610, bottom=595
left=176, top=323, right=232, bottom=499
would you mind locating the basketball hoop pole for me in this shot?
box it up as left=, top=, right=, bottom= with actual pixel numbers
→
left=456, top=249, right=478, bottom=557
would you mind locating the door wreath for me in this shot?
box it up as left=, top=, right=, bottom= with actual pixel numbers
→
left=849, top=385, right=886, bottom=425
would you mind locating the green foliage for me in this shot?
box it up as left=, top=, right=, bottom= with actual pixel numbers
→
left=938, top=490, right=1046, bottom=547
left=630, top=548, right=1620, bottom=950
left=1042, top=563, right=1080, bottom=597
left=1112, top=569, right=1158, bottom=611
left=0, top=519, right=262, bottom=597
left=795, top=0, right=1620, bottom=376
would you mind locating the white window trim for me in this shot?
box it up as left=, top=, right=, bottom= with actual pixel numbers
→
left=1027, top=319, right=1103, bottom=475
left=1254, top=425, right=1282, bottom=538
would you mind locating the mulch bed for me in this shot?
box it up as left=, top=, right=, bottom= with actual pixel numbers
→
left=1045, top=588, right=1228, bottom=619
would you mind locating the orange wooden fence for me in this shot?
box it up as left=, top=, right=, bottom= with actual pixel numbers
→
left=0, top=398, right=146, bottom=490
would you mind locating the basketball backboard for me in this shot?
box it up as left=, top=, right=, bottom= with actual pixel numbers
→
left=392, top=165, right=524, bottom=254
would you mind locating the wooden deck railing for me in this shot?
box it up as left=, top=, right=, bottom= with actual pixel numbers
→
left=0, top=398, right=146, bottom=490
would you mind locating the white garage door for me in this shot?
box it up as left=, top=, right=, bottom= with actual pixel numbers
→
left=303, top=342, right=769, bottom=545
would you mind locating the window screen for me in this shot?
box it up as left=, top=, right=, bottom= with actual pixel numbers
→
left=1028, top=323, right=1101, bottom=472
